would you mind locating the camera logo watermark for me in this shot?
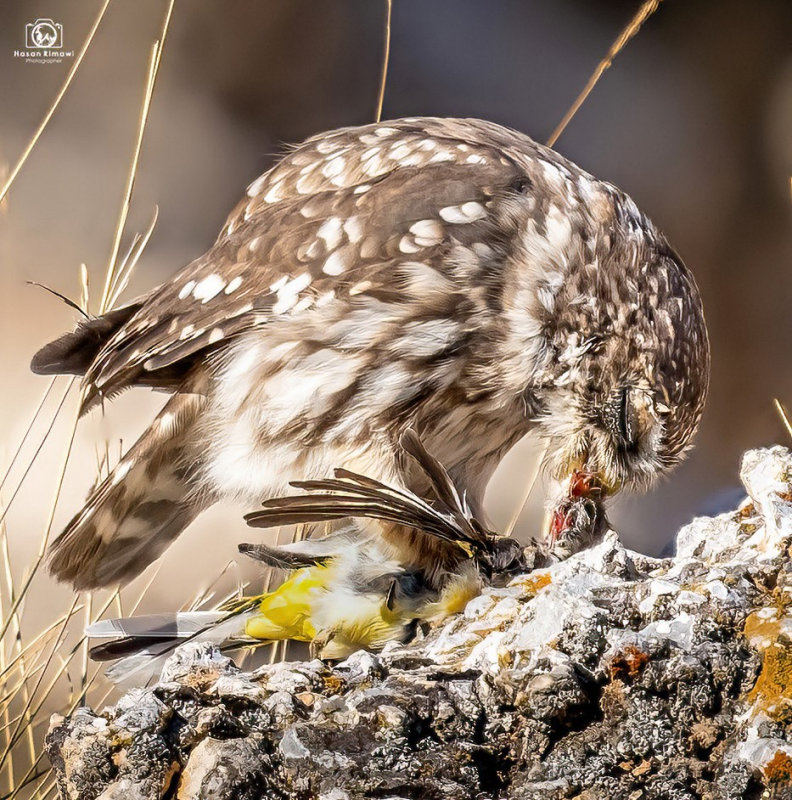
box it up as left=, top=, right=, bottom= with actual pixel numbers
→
left=14, top=19, right=74, bottom=64
left=27, top=18, right=62, bottom=48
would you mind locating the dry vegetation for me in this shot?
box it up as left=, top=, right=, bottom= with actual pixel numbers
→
left=0, top=5, right=177, bottom=797
left=0, top=1, right=663, bottom=797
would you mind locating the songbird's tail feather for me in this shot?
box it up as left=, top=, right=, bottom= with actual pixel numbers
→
left=86, top=610, right=224, bottom=640
left=88, top=609, right=253, bottom=684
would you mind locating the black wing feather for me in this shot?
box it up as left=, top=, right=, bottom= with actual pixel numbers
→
left=245, top=465, right=477, bottom=549
left=237, top=541, right=328, bottom=569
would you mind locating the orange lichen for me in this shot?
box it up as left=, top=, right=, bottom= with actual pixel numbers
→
left=608, top=645, right=651, bottom=681
left=764, top=750, right=792, bottom=784
left=737, top=502, right=756, bottom=519
left=322, top=674, right=345, bottom=694
left=747, top=643, right=792, bottom=721
left=744, top=611, right=782, bottom=650
left=520, top=572, right=552, bottom=595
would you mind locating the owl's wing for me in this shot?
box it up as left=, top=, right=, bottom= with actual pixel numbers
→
left=34, top=118, right=546, bottom=412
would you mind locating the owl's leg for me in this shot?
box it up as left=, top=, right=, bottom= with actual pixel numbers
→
left=48, top=389, right=211, bottom=590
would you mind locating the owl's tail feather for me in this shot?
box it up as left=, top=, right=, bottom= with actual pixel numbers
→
left=30, top=303, right=142, bottom=377
left=48, top=391, right=209, bottom=590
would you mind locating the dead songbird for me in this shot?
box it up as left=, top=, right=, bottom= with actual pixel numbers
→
left=238, top=432, right=611, bottom=651
left=87, top=538, right=427, bottom=681
left=33, top=117, right=709, bottom=591
left=87, top=431, right=538, bottom=680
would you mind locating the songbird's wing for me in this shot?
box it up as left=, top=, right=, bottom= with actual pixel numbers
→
left=398, top=429, right=484, bottom=539
left=244, top=469, right=477, bottom=553
left=245, top=428, right=492, bottom=552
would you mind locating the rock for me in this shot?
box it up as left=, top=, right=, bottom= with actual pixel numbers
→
left=46, top=447, right=792, bottom=799
left=176, top=737, right=272, bottom=800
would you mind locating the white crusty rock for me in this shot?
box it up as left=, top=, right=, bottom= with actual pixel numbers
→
left=47, top=447, right=792, bottom=799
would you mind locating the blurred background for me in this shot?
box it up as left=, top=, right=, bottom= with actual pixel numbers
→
left=0, top=0, right=791, bottom=635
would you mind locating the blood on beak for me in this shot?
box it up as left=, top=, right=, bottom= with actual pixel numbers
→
left=568, top=469, right=605, bottom=500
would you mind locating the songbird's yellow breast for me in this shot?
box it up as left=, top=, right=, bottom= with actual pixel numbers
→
left=243, top=557, right=481, bottom=659
left=420, top=567, right=482, bottom=623
left=245, top=563, right=335, bottom=642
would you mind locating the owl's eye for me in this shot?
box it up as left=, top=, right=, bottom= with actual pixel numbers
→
left=602, top=387, right=639, bottom=450
left=617, top=387, right=639, bottom=450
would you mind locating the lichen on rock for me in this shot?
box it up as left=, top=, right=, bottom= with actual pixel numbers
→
left=47, top=447, right=792, bottom=799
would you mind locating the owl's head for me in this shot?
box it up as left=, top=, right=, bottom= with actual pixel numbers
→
left=520, top=199, right=710, bottom=503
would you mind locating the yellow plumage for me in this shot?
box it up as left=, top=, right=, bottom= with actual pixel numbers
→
left=244, top=564, right=326, bottom=641
left=242, top=556, right=484, bottom=659
left=421, top=567, right=482, bottom=622
left=243, top=560, right=412, bottom=658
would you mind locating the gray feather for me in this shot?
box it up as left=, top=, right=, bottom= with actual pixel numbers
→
left=86, top=611, right=224, bottom=639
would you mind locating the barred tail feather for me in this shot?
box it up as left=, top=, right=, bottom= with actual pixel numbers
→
left=48, top=391, right=208, bottom=590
